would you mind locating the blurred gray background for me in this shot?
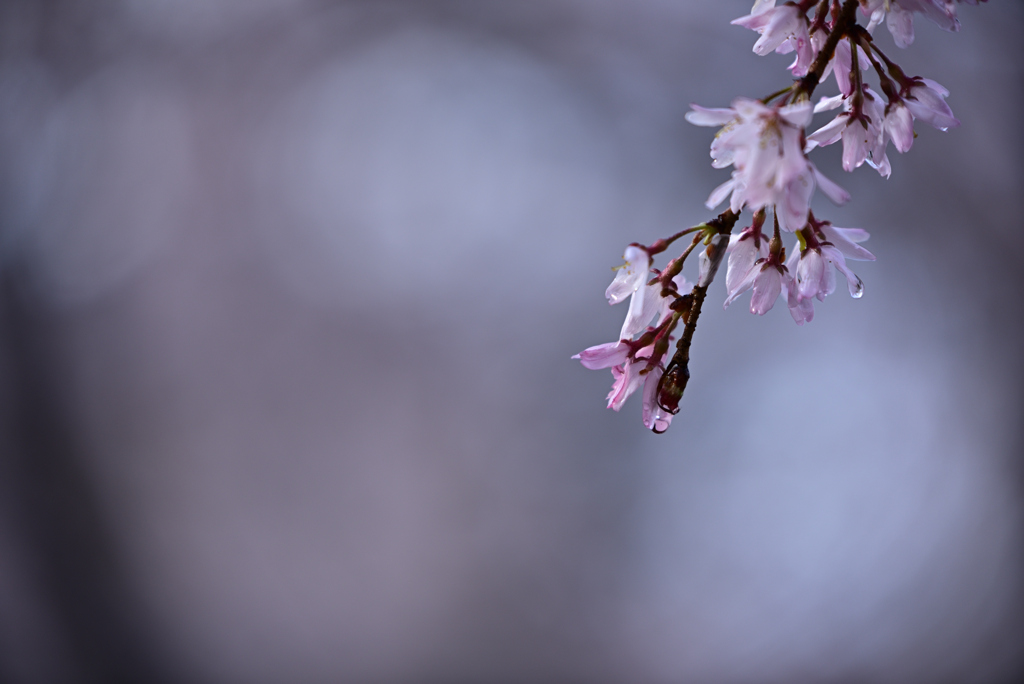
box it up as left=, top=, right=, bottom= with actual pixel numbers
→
left=0, top=1, right=1022, bottom=682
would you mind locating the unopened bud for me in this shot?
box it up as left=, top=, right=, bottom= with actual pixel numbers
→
left=657, top=362, right=689, bottom=414
left=697, top=233, right=730, bottom=287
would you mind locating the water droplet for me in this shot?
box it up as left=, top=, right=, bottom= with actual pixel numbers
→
left=850, top=276, right=864, bottom=299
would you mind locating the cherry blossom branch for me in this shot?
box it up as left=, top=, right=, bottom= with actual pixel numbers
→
left=796, top=0, right=859, bottom=98
left=574, top=0, right=984, bottom=433
left=662, top=210, right=740, bottom=409
left=651, top=2, right=866, bottom=421
left=665, top=0, right=861, bottom=342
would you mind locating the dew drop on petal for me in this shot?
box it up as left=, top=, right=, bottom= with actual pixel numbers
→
left=850, top=275, right=864, bottom=299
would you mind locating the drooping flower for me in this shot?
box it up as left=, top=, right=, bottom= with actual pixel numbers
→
left=576, top=335, right=653, bottom=412
left=686, top=98, right=850, bottom=232
left=574, top=253, right=693, bottom=423
left=785, top=26, right=827, bottom=78
left=779, top=220, right=876, bottom=325
left=604, top=245, right=655, bottom=340
left=808, top=87, right=892, bottom=177
left=732, top=2, right=813, bottom=71
left=902, top=78, right=959, bottom=131
left=723, top=213, right=769, bottom=302
left=576, top=307, right=676, bottom=415
left=723, top=221, right=792, bottom=316
left=884, top=100, right=916, bottom=153
left=877, top=77, right=958, bottom=157
left=812, top=76, right=958, bottom=164
left=860, top=0, right=985, bottom=48
left=724, top=254, right=792, bottom=316
left=786, top=220, right=876, bottom=316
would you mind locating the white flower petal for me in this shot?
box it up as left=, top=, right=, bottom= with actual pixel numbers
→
left=724, top=259, right=761, bottom=309
left=573, top=341, right=630, bottom=370
left=779, top=100, right=813, bottom=127
left=814, top=94, right=845, bottom=113
left=887, top=4, right=915, bottom=48
left=807, top=114, right=847, bottom=147
left=605, top=246, right=650, bottom=304
left=820, top=225, right=876, bottom=261
left=620, top=283, right=665, bottom=340
left=796, top=249, right=825, bottom=300
left=725, top=235, right=765, bottom=297
left=685, top=105, right=736, bottom=127
left=750, top=267, right=783, bottom=315
left=885, top=103, right=915, bottom=153
left=812, top=164, right=851, bottom=205
left=706, top=177, right=736, bottom=210
left=823, top=245, right=865, bottom=298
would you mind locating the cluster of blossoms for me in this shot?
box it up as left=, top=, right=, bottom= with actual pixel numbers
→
left=574, top=0, right=984, bottom=433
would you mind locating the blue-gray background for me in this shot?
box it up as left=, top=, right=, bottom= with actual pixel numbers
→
left=1, top=1, right=1021, bottom=682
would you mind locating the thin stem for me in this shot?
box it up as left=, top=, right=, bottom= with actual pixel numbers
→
left=676, top=235, right=704, bottom=269
left=670, top=210, right=740, bottom=370
left=761, top=85, right=794, bottom=105
left=646, top=225, right=706, bottom=256
left=855, top=30, right=899, bottom=102
left=857, top=30, right=912, bottom=89
left=809, top=0, right=830, bottom=33
left=849, top=38, right=865, bottom=116
left=796, top=0, right=860, bottom=100
left=858, top=33, right=886, bottom=81
left=656, top=233, right=704, bottom=292
left=771, top=211, right=783, bottom=254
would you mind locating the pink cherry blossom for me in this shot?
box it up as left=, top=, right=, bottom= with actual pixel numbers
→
left=903, top=78, right=959, bottom=131
left=860, top=0, right=984, bottom=48
left=574, top=0, right=983, bottom=429
left=878, top=78, right=959, bottom=155
left=787, top=222, right=875, bottom=305
left=724, top=256, right=791, bottom=315
left=687, top=98, right=849, bottom=232
left=575, top=262, right=693, bottom=422
left=605, top=245, right=649, bottom=306
left=884, top=101, right=915, bottom=153
left=603, top=245, right=656, bottom=340
left=732, top=2, right=812, bottom=69
left=808, top=87, right=891, bottom=177
left=777, top=220, right=875, bottom=325
left=784, top=26, right=826, bottom=78
left=723, top=219, right=793, bottom=317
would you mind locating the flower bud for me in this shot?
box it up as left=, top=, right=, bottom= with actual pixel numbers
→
left=656, top=362, right=689, bottom=415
